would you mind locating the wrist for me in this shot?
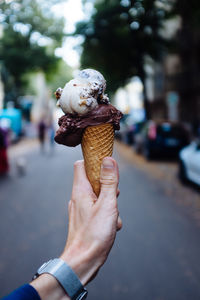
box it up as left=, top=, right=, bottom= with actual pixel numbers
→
left=60, top=243, right=102, bottom=286
left=32, top=258, right=88, bottom=300
left=31, top=273, right=69, bottom=300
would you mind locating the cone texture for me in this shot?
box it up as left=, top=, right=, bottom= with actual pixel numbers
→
left=81, top=123, right=114, bottom=197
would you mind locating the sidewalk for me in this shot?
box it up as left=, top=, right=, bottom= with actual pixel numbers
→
left=116, top=140, right=200, bottom=226
left=116, top=140, right=177, bottom=181
left=8, top=138, right=39, bottom=158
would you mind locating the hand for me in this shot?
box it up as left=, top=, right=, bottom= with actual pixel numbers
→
left=31, top=157, right=122, bottom=300
left=60, top=157, right=122, bottom=285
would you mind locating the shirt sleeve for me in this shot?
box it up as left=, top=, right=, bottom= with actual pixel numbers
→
left=2, top=284, right=41, bottom=300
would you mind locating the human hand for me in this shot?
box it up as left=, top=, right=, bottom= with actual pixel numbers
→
left=60, top=157, right=122, bottom=286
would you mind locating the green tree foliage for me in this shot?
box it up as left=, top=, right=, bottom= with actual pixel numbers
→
left=46, top=59, right=73, bottom=95
left=0, top=0, right=65, bottom=103
left=75, top=0, right=168, bottom=96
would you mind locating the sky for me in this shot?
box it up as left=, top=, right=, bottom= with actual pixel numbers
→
left=51, top=0, right=94, bottom=68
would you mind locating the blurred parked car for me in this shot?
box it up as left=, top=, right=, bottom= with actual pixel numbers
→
left=179, top=141, right=200, bottom=186
left=134, top=120, right=190, bottom=159
left=115, top=114, right=127, bottom=141
left=115, top=114, right=135, bottom=144
left=115, top=114, right=145, bottom=145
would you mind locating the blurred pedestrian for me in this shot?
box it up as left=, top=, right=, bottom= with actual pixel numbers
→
left=0, top=125, right=9, bottom=175
left=38, top=120, right=46, bottom=152
left=2, top=158, right=122, bottom=300
left=48, top=123, right=55, bottom=153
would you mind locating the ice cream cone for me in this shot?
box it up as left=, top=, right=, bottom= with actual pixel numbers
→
left=81, top=123, right=114, bottom=197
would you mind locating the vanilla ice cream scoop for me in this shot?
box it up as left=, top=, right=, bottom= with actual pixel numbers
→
left=56, top=69, right=109, bottom=115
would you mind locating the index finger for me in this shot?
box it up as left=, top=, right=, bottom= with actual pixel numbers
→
left=71, top=160, right=95, bottom=201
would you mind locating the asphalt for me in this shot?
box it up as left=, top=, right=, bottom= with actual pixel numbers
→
left=0, top=140, right=200, bottom=299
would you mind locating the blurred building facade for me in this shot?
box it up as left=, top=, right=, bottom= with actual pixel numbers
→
left=30, top=72, right=55, bottom=126
left=0, top=25, right=4, bottom=110
left=114, top=77, right=145, bottom=122
left=146, top=12, right=200, bottom=133
left=145, top=16, right=182, bottom=123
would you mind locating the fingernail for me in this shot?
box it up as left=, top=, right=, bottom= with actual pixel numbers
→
left=102, top=158, right=114, bottom=169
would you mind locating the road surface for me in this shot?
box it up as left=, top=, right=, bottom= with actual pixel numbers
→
left=0, top=140, right=200, bottom=299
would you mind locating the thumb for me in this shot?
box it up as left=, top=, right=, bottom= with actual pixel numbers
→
left=99, top=157, right=119, bottom=200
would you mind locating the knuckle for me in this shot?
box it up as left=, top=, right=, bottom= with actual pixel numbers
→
left=70, top=194, right=76, bottom=203
left=74, top=160, right=84, bottom=168
left=68, top=200, right=72, bottom=211
left=100, top=176, right=117, bottom=186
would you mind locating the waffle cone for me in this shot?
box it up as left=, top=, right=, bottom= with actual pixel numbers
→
left=81, top=123, right=114, bottom=197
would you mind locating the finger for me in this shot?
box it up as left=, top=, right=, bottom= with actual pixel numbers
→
left=99, top=157, right=119, bottom=201
left=68, top=200, right=72, bottom=215
left=73, top=160, right=88, bottom=187
left=117, top=215, right=122, bottom=231
left=72, top=160, right=93, bottom=199
left=68, top=200, right=72, bottom=213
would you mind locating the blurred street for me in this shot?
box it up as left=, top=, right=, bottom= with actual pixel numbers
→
left=1, top=0, right=200, bottom=299
left=1, top=140, right=200, bottom=299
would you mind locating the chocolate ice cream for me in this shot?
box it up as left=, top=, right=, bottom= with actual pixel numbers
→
left=55, top=104, right=122, bottom=147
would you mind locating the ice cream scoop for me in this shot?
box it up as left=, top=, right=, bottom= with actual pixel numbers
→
left=56, top=69, right=109, bottom=115
left=55, top=68, right=123, bottom=196
left=55, top=104, right=122, bottom=147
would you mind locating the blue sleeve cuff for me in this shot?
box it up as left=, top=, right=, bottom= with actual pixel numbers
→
left=2, top=284, right=41, bottom=300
